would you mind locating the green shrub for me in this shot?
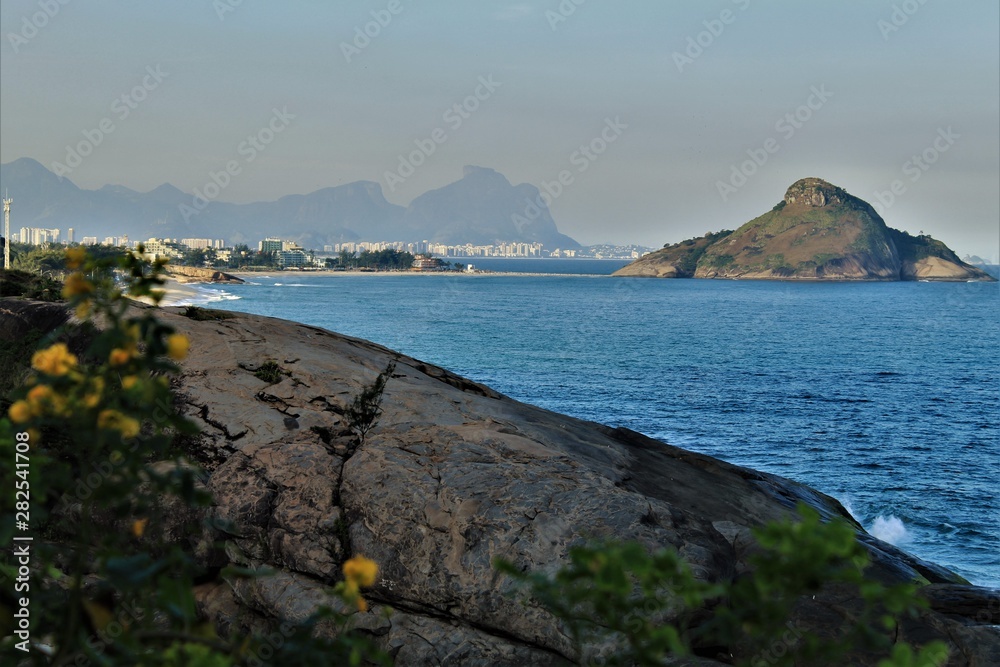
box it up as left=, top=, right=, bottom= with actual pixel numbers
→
left=498, top=504, right=947, bottom=667
left=254, top=361, right=286, bottom=384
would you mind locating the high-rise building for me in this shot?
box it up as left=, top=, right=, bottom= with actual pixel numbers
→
left=18, top=226, right=60, bottom=245
left=67, top=227, right=75, bottom=244
left=259, top=237, right=283, bottom=253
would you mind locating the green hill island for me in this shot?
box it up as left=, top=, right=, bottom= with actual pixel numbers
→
left=614, top=178, right=996, bottom=281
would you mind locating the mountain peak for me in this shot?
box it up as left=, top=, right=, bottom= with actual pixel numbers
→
left=783, top=177, right=848, bottom=207
left=461, top=165, right=507, bottom=183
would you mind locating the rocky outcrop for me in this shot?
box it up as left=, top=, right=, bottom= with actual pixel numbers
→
left=5, top=299, right=998, bottom=665
left=149, top=306, right=997, bottom=665
left=167, top=265, right=245, bottom=284
left=614, top=178, right=996, bottom=282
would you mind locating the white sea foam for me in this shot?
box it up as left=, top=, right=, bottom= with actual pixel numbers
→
left=869, top=515, right=909, bottom=545
left=167, top=286, right=241, bottom=307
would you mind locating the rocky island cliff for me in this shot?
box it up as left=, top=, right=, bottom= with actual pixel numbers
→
left=2, top=299, right=998, bottom=665
left=615, top=178, right=996, bottom=281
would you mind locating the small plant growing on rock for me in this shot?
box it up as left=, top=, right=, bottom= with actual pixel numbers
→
left=345, top=359, right=396, bottom=447
left=253, top=360, right=286, bottom=384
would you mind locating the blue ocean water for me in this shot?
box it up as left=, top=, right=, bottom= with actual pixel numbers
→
left=192, top=270, right=1000, bottom=587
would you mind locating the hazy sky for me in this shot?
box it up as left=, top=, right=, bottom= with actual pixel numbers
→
left=2, top=1, right=998, bottom=257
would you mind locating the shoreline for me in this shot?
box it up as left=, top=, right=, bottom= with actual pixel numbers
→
left=228, top=270, right=610, bottom=279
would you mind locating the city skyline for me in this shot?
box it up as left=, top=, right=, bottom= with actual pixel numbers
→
left=1, top=1, right=997, bottom=259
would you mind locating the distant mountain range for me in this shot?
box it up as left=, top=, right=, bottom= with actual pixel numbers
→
left=0, top=159, right=580, bottom=249
left=615, top=177, right=995, bottom=282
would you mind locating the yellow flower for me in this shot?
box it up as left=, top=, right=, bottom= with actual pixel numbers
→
left=166, top=334, right=189, bottom=361
left=25, top=385, right=68, bottom=417
left=61, top=272, right=93, bottom=299
left=343, top=556, right=378, bottom=588
left=356, top=597, right=368, bottom=613
left=121, top=376, right=139, bottom=390
left=131, top=518, right=148, bottom=538
left=26, top=384, right=53, bottom=407
left=65, top=247, right=87, bottom=270
left=109, top=348, right=132, bottom=367
left=32, top=343, right=78, bottom=376
left=97, top=410, right=141, bottom=439
left=83, top=377, right=105, bottom=408
left=8, top=400, right=33, bottom=423
left=75, top=301, right=91, bottom=320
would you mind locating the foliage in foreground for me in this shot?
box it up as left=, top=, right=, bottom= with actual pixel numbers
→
left=498, top=505, right=949, bottom=667
left=0, top=248, right=387, bottom=666
left=497, top=505, right=948, bottom=667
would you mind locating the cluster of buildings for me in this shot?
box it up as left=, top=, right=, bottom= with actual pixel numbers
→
left=257, top=237, right=317, bottom=268
left=324, top=240, right=548, bottom=258
left=17, top=226, right=74, bottom=245
left=139, top=238, right=230, bottom=263
left=7, top=221, right=651, bottom=270
left=322, top=240, right=650, bottom=259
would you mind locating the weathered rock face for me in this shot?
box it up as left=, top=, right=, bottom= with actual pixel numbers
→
left=782, top=177, right=846, bottom=208
left=4, top=299, right=998, bottom=665
left=153, top=306, right=996, bottom=665
left=613, top=178, right=997, bottom=282
left=167, top=265, right=245, bottom=284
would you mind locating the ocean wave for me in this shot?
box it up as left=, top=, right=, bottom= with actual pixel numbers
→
left=869, top=515, right=910, bottom=545
left=170, top=286, right=242, bottom=307
left=839, top=499, right=912, bottom=546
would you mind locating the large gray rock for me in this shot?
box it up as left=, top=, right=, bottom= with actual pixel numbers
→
left=3, top=298, right=997, bottom=665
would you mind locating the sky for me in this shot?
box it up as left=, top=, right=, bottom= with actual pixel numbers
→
left=1, top=1, right=998, bottom=259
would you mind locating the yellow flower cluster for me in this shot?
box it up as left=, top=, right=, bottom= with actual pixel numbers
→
left=32, top=343, right=77, bottom=376
left=341, top=556, right=379, bottom=613
left=97, top=409, right=141, bottom=439
left=8, top=377, right=73, bottom=423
